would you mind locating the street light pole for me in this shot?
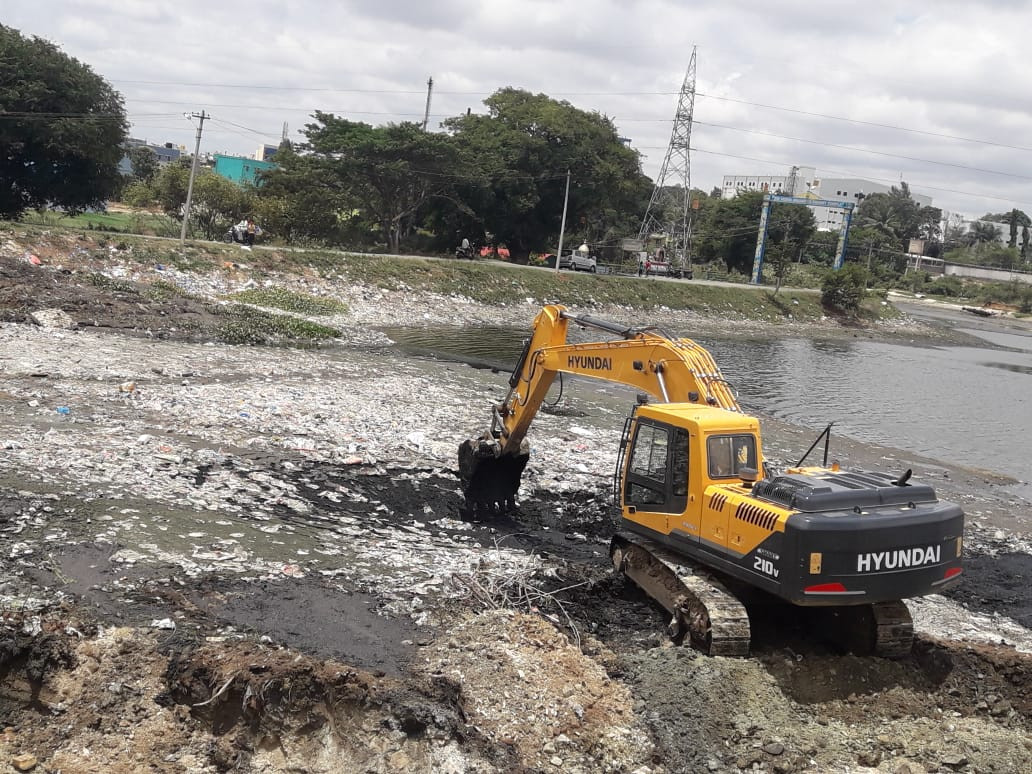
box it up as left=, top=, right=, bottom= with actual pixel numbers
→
left=179, top=111, right=209, bottom=247
left=554, top=170, right=570, bottom=274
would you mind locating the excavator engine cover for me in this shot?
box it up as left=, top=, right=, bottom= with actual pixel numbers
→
left=458, top=437, right=530, bottom=514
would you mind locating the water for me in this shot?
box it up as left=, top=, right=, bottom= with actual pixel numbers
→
left=380, top=323, right=1032, bottom=482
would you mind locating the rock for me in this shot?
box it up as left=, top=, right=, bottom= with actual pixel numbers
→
left=762, top=742, right=785, bottom=755
left=12, top=753, right=38, bottom=772
left=550, top=756, right=563, bottom=767
left=387, top=750, right=411, bottom=770
left=858, top=750, right=881, bottom=767
left=29, top=309, right=75, bottom=329
left=941, top=754, right=969, bottom=770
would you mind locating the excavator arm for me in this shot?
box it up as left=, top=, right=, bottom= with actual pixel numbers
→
left=459, top=304, right=741, bottom=511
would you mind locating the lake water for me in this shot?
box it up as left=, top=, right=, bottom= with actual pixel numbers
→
left=379, top=318, right=1032, bottom=483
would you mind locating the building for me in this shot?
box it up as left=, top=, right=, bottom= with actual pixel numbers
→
left=255, top=144, right=279, bottom=162
left=721, top=166, right=933, bottom=231
left=118, top=138, right=182, bottom=175
left=212, top=153, right=278, bottom=186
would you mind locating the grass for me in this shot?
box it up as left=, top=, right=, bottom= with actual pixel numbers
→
left=21, top=209, right=172, bottom=236
left=211, top=304, right=341, bottom=345
left=227, top=288, right=348, bottom=315
left=1, top=218, right=901, bottom=325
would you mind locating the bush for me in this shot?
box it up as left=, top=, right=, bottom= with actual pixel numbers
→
left=820, top=264, right=868, bottom=315
left=924, top=275, right=965, bottom=297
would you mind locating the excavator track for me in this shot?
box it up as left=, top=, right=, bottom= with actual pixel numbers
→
left=610, top=532, right=751, bottom=657
left=819, top=600, right=915, bottom=659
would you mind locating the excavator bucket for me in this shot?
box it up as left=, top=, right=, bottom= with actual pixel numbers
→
left=458, top=436, right=530, bottom=516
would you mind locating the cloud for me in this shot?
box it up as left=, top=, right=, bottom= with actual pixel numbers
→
left=7, top=0, right=1032, bottom=217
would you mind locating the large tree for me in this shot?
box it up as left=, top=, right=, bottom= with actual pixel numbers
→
left=0, top=26, right=127, bottom=217
left=278, top=115, right=464, bottom=252
left=441, top=88, right=651, bottom=262
left=127, top=145, right=158, bottom=183
left=981, top=209, right=1030, bottom=248
left=255, top=141, right=357, bottom=246
left=854, top=183, right=941, bottom=251
left=692, top=191, right=815, bottom=276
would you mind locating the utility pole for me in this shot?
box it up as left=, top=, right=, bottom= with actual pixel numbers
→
left=554, top=170, right=571, bottom=274
left=180, top=111, right=208, bottom=246
left=421, top=77, right=434, bottom=132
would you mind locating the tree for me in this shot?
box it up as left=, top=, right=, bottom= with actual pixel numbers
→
left=148, top=164, right=253, bottom=239
left=854, top=183, right=941, bottom=251
left=127, top=145, right=158, bottom=182
left=190, top=173, right=254, bottom=240
left=258, top=140, right=368, bottom=246
left=0, top=25, right=128, bottom=218
left=691, top=191, right=815, bottom=277
left=284, top=114, right=464, bottom=252
left=442, top=89, right=651, bottom=262
left=151, top=163, right=190, bottom=221
left=766, top=240, right=797, bottom=294
left=981, top=209, right=1030, bottom=248
left=966, top=221, right=1002, bottom=246
left=821, top=264, right=868, bottom=315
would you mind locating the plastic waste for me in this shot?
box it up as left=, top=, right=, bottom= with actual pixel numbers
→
left=55, top=406, right=70, bottom=415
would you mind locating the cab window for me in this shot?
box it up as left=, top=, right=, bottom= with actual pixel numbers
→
left=630, top=423, right=668, bottom=481
left=624, top=422, right=689, bottom=513
left=707, top=434, right=757, bottom=479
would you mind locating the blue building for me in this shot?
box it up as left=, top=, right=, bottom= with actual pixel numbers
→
left=212, top=154, right=278, bottom=186
left=118, top=139, right=182, bottom=175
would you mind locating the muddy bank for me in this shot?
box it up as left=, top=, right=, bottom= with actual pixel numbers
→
left=1, top=232, right=1031, bottom=773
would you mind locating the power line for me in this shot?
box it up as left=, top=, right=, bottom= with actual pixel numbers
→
left=111, top=78, right=1032, bottom=156
left=694, top=91, right=1032, bottom=154
left=687, top=147, right=1032, bottom=211
left=0, top=111, right=178, bottom=120
left=692, top=120, right=1032, bottom=182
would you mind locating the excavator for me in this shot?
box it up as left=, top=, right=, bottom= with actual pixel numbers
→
left=459, top=305, right=964, bottom=657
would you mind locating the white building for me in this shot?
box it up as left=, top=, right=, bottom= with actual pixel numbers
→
left=720, top=166, right=933, bottom=231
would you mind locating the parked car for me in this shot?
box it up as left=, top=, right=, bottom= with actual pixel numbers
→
left=558, top=251, right=597, bottom=272
left=646, top=260, right=692, bottom=279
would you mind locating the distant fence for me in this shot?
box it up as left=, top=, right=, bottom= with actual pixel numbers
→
left=944, top=263, right=1032, bottom=285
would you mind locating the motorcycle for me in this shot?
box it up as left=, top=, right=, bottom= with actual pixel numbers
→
left=454, top=243, right=475, bottom=260
left=223, top=225, right=247, bottom=244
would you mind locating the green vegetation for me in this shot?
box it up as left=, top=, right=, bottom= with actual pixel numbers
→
left=228, top=288, right=348, bottom=315
left=21, top=209, right=172, bottom=235
left=87, top=272, right=138, bottom=294
left=0, top=25, right=127, bottom=219
left=821, top=265, right=869, bottom=316
left=212, top=305, right=341, bottom=345
left=145, top=279, right=194, bottom=302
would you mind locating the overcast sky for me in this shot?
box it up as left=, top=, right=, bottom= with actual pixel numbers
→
left=8, top=1, right=1032, bottom=220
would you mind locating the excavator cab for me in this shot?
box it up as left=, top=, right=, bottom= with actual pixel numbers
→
left=615, top=404, right=764, bottom=546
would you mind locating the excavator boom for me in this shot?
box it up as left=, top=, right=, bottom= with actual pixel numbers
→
left=459, top=304, right=742, bottom=511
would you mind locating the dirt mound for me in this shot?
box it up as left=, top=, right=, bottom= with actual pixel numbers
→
left=422, top=610, right=655, bottom=773
left=0, top=253, right=222, bottom=338
left=0, top=611, right=498, bottom=773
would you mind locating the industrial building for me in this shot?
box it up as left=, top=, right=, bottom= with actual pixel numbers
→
left=720, top=166, right=933, bottom=230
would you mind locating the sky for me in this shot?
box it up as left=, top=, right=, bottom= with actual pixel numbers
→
left=7, top=0, right=1032, bottom=221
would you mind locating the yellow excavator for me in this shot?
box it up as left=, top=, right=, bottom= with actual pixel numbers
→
left=459, top=305, right=964, bottom=657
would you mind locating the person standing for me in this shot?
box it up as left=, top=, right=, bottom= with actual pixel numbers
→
left=244, top=218, right=257, bottom=247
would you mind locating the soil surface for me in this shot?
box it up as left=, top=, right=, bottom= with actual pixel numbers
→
left=1, top=230, right=1030, bottom=774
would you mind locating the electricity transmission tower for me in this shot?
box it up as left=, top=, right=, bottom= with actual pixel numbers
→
left=639, top=48, right=697, bottom=273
